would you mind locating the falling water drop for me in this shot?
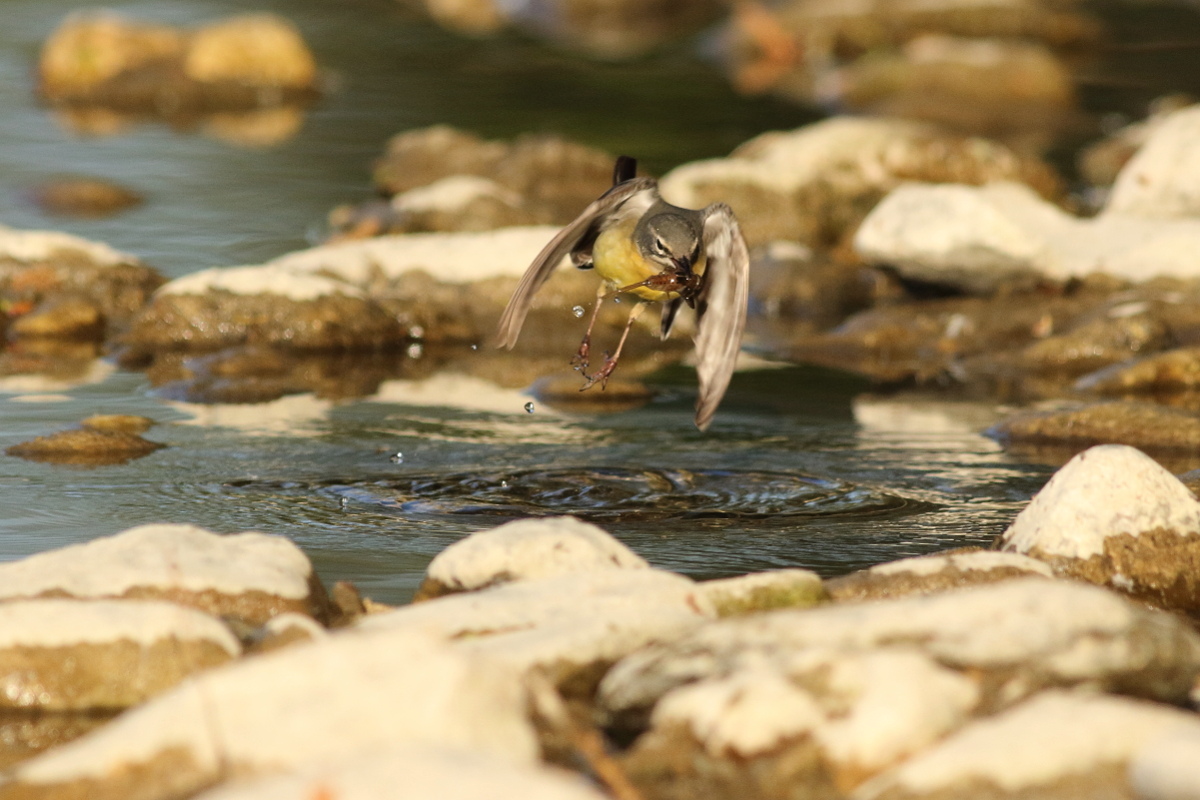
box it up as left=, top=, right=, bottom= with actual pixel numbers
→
left=572, top=305, right=585, bottom=318
left=613, top=296, right=621, bottom=304
left=390, top=452, right=404, bottom=464
left=339, top=496, right=349, bottom=509
left=524, top=402, right=535, bottom=414
left=470, top=344, right=478, bottom=351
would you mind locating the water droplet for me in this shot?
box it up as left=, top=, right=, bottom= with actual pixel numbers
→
left=500, top=480, right=509, bottom=488
left=470, top=344, right=478, bottom=351
left=572, top=305, right=585, bottom=318
left=406, top=342, right=423, bottom=359
left=613, top=296, right=622, bottom=304
left=390, top=452, right=404, bottom=464
left=408, top=325, right=425, bottom=340
left=524, top=402, right=535, bottom=414
left=339, top=496, right=349, bottom=509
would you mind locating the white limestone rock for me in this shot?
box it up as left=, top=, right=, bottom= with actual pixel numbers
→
left=190, top=745, right=608, bottom=800
left=700, top=568, right=826, bottom=616
left=1128, top=724, right=1200, bottom=800
left=414, top=516, right=648, bottom=601
left=362, top=568, right=713, bottom=687
left=0, top=225, right=136, bottom=267
left=1000, top=444, right=1200, bottom=611
left=826, top=550, right=1052, bottom=603
left=856, top=690, right=1200, bottom=800
left=0, top=626, right=536, bottom=800
left=1106, top=104, right=1200, bottom=219
left=599, top=578, right=1200, bottom=722
left=854, top=181, right=1200, bottom=291
left=0, top=598, right=238, bottom=711
left=0, top=523, right=330, bottom=625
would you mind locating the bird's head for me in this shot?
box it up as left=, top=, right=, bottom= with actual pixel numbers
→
left=635, top=210, right=702, bottom=273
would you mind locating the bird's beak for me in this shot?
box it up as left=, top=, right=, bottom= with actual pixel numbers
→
left=672, top=255, right=692, bottom=274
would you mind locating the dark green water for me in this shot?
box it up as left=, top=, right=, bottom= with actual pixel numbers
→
left=1, top=0, right=1197, bottom=602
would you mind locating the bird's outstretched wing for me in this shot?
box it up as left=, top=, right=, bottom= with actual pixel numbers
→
left=495, top=177, right=657, bottom=349
left=693, top=203, right=750, bottom=431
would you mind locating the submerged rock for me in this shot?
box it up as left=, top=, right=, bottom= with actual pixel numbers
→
left=999, top=444, right=1200, bottom=614
left=27, top=177, right=143, bottom=218
left=0, top=523, right=332, bottom=626
left=6, top=427, right=162, bottom=467
left=413, top=516, right=649, bottom=601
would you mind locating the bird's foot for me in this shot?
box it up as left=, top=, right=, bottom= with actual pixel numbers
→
left=570, top=337, right=591, bottom=373
left=579, top=353, right=617, bottom=391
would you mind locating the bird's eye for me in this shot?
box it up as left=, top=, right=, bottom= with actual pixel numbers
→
left=653, top=238, right=666, bottom=254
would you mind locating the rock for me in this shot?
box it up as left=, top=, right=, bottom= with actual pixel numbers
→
left=79, top=414, right=154, bottom=435
left=388, top=176, right=530, bottom=233
left=530, top=375, right=657, bottom=414
left=27, top=177, right=143, bottom=218
left=855, top=181, right=1200, bottom=292
left=1106, top=104, right=1200, bottom=219
left=183, top=14, right=316, bottom=90
left=1077, top=345, right=1200, bottom=394
left=659, top=117, right=1062, bottom=247
left=623, top=648, right=979, bottom=796
left=1077, top=96, right=1194, bottom=190
left=0, top=225, right=163, bottom=341
left=412, top=516, right=648, bottom=601
left=988, top=402, right=1200, bottom=464
left=701, top=568, right=826, bottom=616
left=189, top=745, right=608, bottom=800
left=825, top=550, right=1052, bottom=603
left=10, top=296, right=104, bottom=339
left=0, top=598, right=238, bottom=711
left=0, top=714, right=111, bottom=771
left=6, top=427, right=163, bottom=466
left=0, top=627, right=536, bottom=800
left=361, top=569, right=713, bottom=694
left=1129, top=724, right=1200, bottom=800
left=999, top=444, right=1200, bottom=613
left=598, top=578, right=1200, bottom=727
left=38, top=11, right=185, bottom=97
left=0, top=523, right=332, bottom=626
left=247, top=612, right=326, bottom=654
left=855, top=690, right=1200, bottom=800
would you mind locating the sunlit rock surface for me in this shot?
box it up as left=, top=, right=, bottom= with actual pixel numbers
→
left=856, top=690, right=1200, bottom=800
left=189, top=745, right=608, bottom=800
left=1129, top=724, right=1200, bottom=800
left=659, top=117, right=1061, bottom=247
left=825, top=549, right=1052, bottom=603
left=0, top=627, right=535, bottom=800
left=1078, top=345, right=1200, bottom=394
left=413, top=516, right=649, bottom=601
left=0, top=599, right=237, bottom=711
left=361, top=569, right=714, bottom=692
left=1106, top=104, right=1200, bottom=219
left=6, top=425, right=164, bottom=467
left=0, top=523, right=331, bottom=626
left=599, top=578, right=1200, bottom=726
left=700, top=568, right=826, bottom=616
left=999, top=444, right=1200, bottom=613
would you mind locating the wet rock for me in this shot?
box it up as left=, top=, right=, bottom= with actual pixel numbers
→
left=38, top=12, right=319, bottom=113
left=0, top=627, right=536, bottom=800
left=79, top=414, right=154, bottom=435
left=856, top=181, right=1200, bottom=293
left=530, top=375, right=657, bottom=414
left=855, top=690, right=1200, bottom=800
left=0, top=598, right=238, bottom=711
left=189, top=745, right=608, bottom=800
left=659, top=117, right=1062, bottom=248
left=988, top=401, right=1200, bottom=463
left=1078, top=345, right=1200, bottom=394
left=701, top=568, right=826, bottom=616
left=599, top=578, right=1200, bottom=728
left=10, top=295, right=104, bottom=339
left=27, top=177, right=143, bottom=218
left=623, top=648, right=979, bottom=796
left=1106, top=104, right=1200, bottom=219
left=999, top=444, right=1200, bottom=614
left=825, top=550, right=1052, bottom=603
left=1013, top=308, right=1170, bottom=376
left=361, top=569, right=713, bottom=694
left=0, top=225, right=163, bottom=341
left=0, top=523, right=332, bottom=626
left=6, top=427, right=163, bottom=466
left=413, top=516, right=649, bottom=602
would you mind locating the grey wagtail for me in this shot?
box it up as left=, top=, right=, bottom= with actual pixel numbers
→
left=496, top=156, right=750, bottom=431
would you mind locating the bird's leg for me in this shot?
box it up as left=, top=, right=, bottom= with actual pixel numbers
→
left=572, top=284, right=608, bottom=374
left=582, top=303, right=646, bottom=391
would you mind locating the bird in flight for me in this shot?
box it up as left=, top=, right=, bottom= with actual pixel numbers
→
left=496, top=156, right=750, bottom=431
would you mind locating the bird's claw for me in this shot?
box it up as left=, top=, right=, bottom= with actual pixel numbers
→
left=571, top=337, right=591, bottom=372
left=579, top=352, right=616, bottom=391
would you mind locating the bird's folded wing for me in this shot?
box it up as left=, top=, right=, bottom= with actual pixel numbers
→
left=694, top=203, right=750, bottom=431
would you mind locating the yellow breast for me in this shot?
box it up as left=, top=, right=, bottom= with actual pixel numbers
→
left=592, top=220, right=706, bottom=303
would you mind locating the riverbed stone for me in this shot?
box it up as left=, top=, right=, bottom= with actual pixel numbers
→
left=598, top=578, right=1200, bottom=728
left=659, top=117, right=1061, bottom=248
left=701, top=568, right=826, bottom=616
left=27, top=177, right=143, bottom=219
left=190, top=745, right=608, bottom=800
left=1106, top=104, right=1200, bottom=219
left=1077, top=345, right=1200, bottom=394
left=0, top=626, right=536, bottom=800
left=0, top=598, right=238, bottom=711
left=825, top=550, right=1052, bottom=603
left=362, top=568, right=713, bottom=695
left=999, top=444, right=1200, bottom=613
left=413, top=516, right=649, bottom=601
left=1128, top=724, right=1200, bottom=800
left=183, top=14, right=316, bottom=90
left=855, top=690, right=1200, bottom=800
left=0, top=523, right=332, bottom=626
left=6, top=426, right=164, bottom=466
